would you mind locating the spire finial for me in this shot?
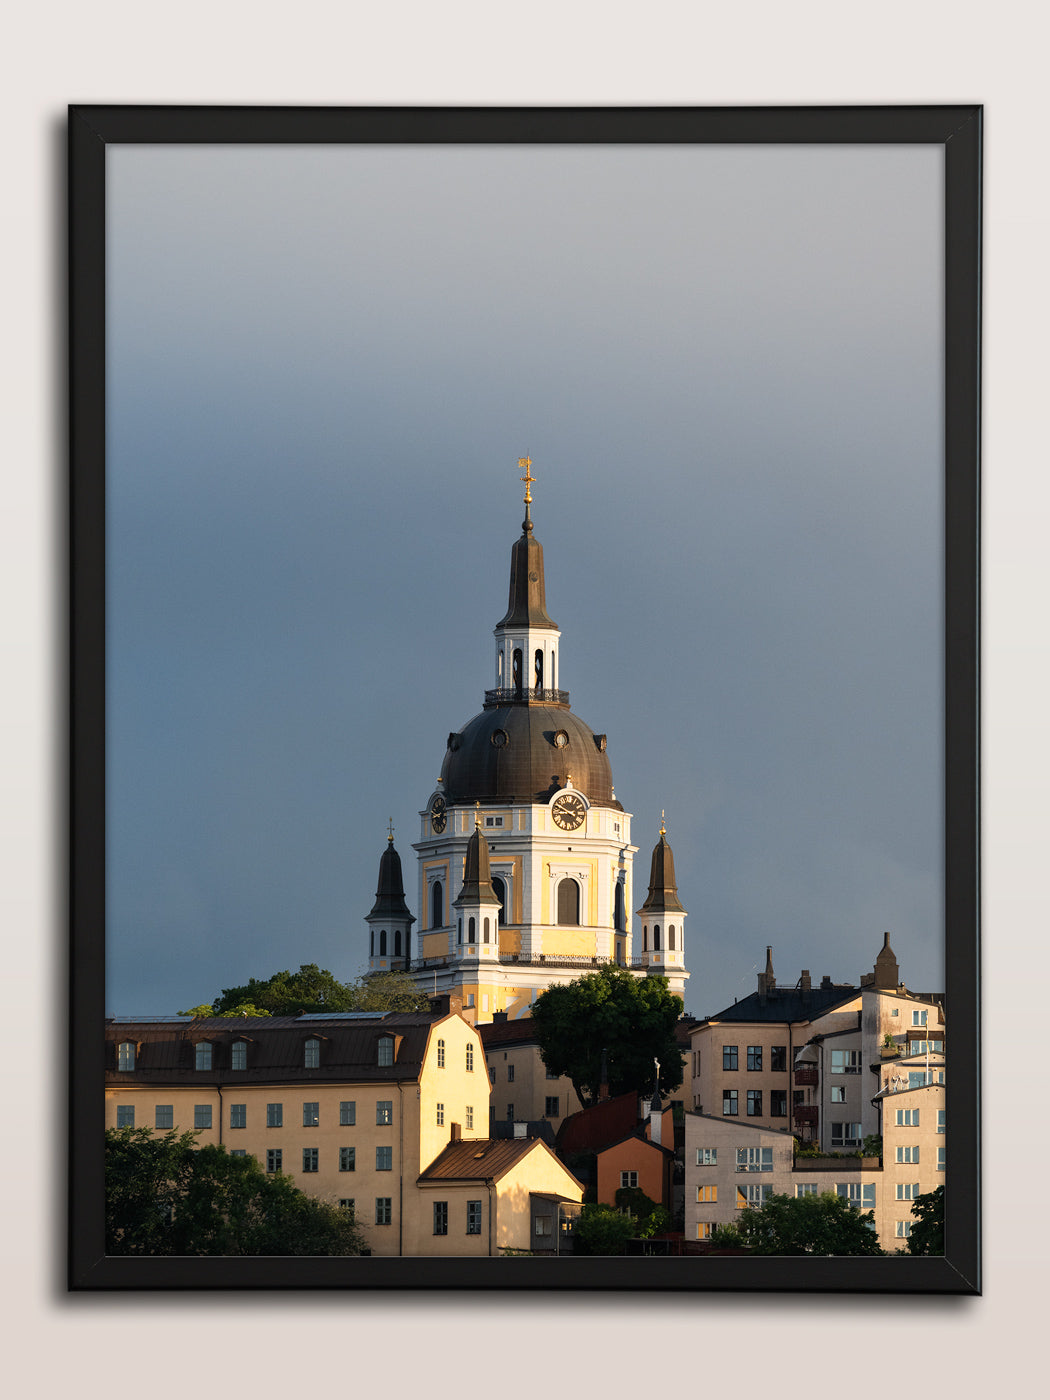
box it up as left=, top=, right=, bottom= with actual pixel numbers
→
left=388, top=817, right=394, bottom=843
left=519, top=455, right=535, bottom=531
left=475, top=800, right=482, bottom=830
left=660, top=810, right=666, bottom=837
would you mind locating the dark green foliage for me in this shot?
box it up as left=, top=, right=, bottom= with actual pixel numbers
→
left=736, top=1191, right=884, bottom=1256
left=105, top=1127, right=367, bottom=1256
left=906, top=1185, right=944, bottom=1256
left=570, top=1204, right=638, bottom=1255
left=614, top=1186, right=670, bottom=1238
left=195, top=963, right=432, bottom=1017
left=530, top=964, right=684, bottom=1107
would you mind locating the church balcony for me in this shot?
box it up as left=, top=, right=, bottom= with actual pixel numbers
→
left=483, top=687, right=570, bottom=708
left=497, top=953, right=650, bottom=970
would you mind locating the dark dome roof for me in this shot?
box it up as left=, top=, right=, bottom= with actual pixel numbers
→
left=440, top=704, right=620, bottom=809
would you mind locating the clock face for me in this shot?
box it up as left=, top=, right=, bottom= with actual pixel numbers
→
left=551, top=793, right=586, bottom=831
left=430, top=796, right=447, bottom=833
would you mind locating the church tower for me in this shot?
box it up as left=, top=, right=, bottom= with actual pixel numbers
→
left=402, top=458, right=688, bottom=1020
left=365, top=825, right=415, bottom=973
left=636, top=817, right=689, bottom=998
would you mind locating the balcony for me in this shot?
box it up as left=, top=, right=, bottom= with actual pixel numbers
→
left=793, top=1105, right=818, bottom=1126
left=793, top=1066, right=818, bottom=1087
left=484, top=687, right=570, bottom=708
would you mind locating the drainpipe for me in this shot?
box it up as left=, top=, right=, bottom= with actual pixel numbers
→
left=397, top=1082, right=404, bottom=1258
left=217, top=1084, right=223, bottom=1146
left=488, top=1179, right=496, bottom=1257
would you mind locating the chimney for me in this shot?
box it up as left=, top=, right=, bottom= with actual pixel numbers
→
left=821, top=975, right=832, bottom=989
left=450, top=1122, right=462, bottom=1142
left=757, top=946, right=775, bottom=1003
left=429, top=993, right=451, bottom=1017
left=492, top=1010, right=508, bottom=1023
left=800, top=970, right=811, bottom=993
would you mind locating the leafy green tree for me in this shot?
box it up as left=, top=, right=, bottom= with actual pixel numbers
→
left=736, top=1191, right=884, bottom=1256
left=177, top=1002, right=271, bottom=1018
left=198, top=964, right=432, bottom=1017
left=354, top=969, right=434, bottom=1013
left=105, top=1127, right=366, bottom=1256
left=570, top=1204, right=638, bottom=1255
left=530, top=964, right=684, bottom=1107
left=614, top=1186, right=670, bottom=1238
left=710, top=1222, right=744, bottom=1248
left=906, top=1185, right=944, bottom=1256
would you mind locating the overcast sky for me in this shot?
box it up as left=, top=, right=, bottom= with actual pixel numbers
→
left=105, top=142, right=943, bottom=1020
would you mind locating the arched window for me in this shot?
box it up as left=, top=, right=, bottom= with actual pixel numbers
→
left=117, top=1041, right=135, bottom=1072
left=195, top=1042, right=212, bottom=1071
left=653, top=925, right=661, bottom=951
left=437, top=1038, right=446, bottom=1068
left=394, top=929, right=401, bottom=956
left=370, top=929, right=375, bottom=956
left=379, top=930, right=387, bottom=955
left=550, top=652, right=556, bottom=691
left=492, top=876, right=506, bottom=926
left=483, top=917, right=490, bottom=944
left=304, top=1038, right=320, bottom=1069
left=431, top=881, right=443, bottom=929
left=468, top=916, right=476, bottom=942
left=534, top=648, right=543, bottom=692
left=669, top=924, right=675, bottom=950
left=457, top=918, right=462, bottom=945
left=614, top=881, right=626, bottom=931
left=512, top=648, right=523, bottom=696
left=557, top=878, right=580, bottom=925
left=643, top=925, right=648, bottom=951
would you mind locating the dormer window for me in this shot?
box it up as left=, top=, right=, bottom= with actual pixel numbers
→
left=117, top=1041, right=135, bottom=1072
left=231, top=1041, right=247, bottom=1071
left=195, top=1042, right=212, bottom=1071
left=304, top=1038, right=320, bottom=1069
left=378, top=1036, right=395, bottom=1068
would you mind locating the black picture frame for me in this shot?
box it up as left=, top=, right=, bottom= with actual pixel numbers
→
left=69, top=104, right=980, bottom=1293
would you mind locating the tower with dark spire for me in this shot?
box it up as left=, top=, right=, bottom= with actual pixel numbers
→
left=366, top=823, right=416, bottom=972
left=637, top=815, right=688, bottom=982
left=451, top=805, right=503, bottom=968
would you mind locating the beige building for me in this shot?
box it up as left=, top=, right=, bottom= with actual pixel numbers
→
left=105, top=1008, right=580, bottom=1255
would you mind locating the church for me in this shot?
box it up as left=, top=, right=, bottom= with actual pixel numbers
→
left=364, top=458, right=690, bottom=1022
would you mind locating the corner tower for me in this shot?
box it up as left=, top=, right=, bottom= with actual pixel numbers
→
left=636, top=817, right=689, bottom=1000
left=366, top=824, right=415, bottom=972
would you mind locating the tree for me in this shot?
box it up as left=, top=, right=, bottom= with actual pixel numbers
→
left=177, top=1002, right=271, bottom=1018
left=192, top=964, right=432, bottom=1018
left=105, top=1127, right=367, bottom=1256
left=735, top=1191, right=884, bottom=1256
left=530, top=964, right=684, bottom=1107
left=354, top=969, right=435, bottom=1013
left=906, top=1185, right=944, bottom=1256
left=614, top=1186, right=670, bottom=1239
left=570, top=1204, right=638, bottom=1255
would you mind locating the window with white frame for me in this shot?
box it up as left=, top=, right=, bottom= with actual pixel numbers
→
left=340, top=1101, right=356, bottom=1126
left=194, top=1104, right=212, bottom=1130
left=696, top=1185, right=717, bottom=1203
left=736, top=1183, right=772, bottom=1209
left=230, top=1149, right=246, bottom=1157
left=377, top=1037, right=394, bottom=1067
left=895, top=1108, right=920, bottom=1126
left=912, top=1009, right=928, bottom=1027
left=376, top=1100, right=393, bottom=1125
left=229, top=1103, right=246, bottom=1129
left=736, top=1147, right=773, bottom=1173
left=155, top=1104, right=173, bottom=1129
left=937, top=1147, right=946, bottom=1171
left=467, top=1200, right=482, bottom=1234
left=376, top=1146, right=393, bottom=1171
left=896, top=1145, right=920, bottom=1163
left=831, top=1049, right=862, bottom=1074
left=796, top=1183, right=817, bottom=1197
left=896, top=1182, right=921, bottom=1200
left=304, top=1038, right=320, bottom=1068
left=466, top=1106, right=474, bottom=1130
left=895, top=1220, right=913, bottom=1237
left=339, top=1147, right=355, bottom=1172
left=195, top=1042, right=212, bottom=1071
left=696, top=1222, right=713, bottom=1240
left=230, top=1040, right=247, bottom=1070
left=436, top=1103, right=444, bottom=1126
left=831, top=1122, right=862, bottom=1147
left=621, top=1171, right=639, bottom=1189
left=303, top=1102, right=319, bottom=1127
left=696, top=1148, right=717, bottom=1165
left=836, top=1182, right=875, bottom=1210
left=937, top=1110, right=946, bottom=1133
left=302, top=1148, right=318, bottom=1173
left=910, top=1039, right=943, bottom=1054
left=436, top=1038, right=445, bottom=1068
left=117, top=1041, right=135, bottom=1072
left=466, top=1044, right=474, bottom=1072
left=266, top=1102, right=282, bottom=1127
left=116, top=1105, right=134, bottom=1128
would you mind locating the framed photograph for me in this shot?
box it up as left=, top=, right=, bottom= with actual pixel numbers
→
left=70, top=105, right=980, bottom=1292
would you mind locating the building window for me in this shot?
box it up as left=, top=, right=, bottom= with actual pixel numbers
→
left=378, top=1037, right=394, bottom=1067
left=195, top=1042, right=212, bottom=1071
left=483, top=917, right=490, bottom=943
left=304, top=1038, right=320, bottom=1068
left=937, top=1110, right=946, bottom=1134
left=302, top=1148, right=318, bottom=1173
left=696, top=1185, right=717, bottom=1203
left=891, top=1008, right=899, bottom=1017
left=457, top=920, right=462, bottom=946
left=896, top=1183, right=921, bottom=1200
left=557, top=878, right=580, bottom=925
left=376, top=1101, right=393, bottom=1125
left=621, top=1171, right=639, bottom=1189
left=770, top=1046, right=787, bottom=1072
left=696, top=1148, right=717, bottom=1165
left=896, top=1108, right=920, bottom=1126
left=340, top=1101, right=356, bottom=1126
left=231, top=1041, right=247, bottom=1071
left=545, top=1096, right=559, bottom=1117
left=910, top=1039, right=944, bottom=1054
left=722, top=1045, right=738, bottom=1071
left=614, top=881, right=626, bottom=931
left=379, top=929, right=387, bottom=955
left=431, top=881, right=443, bottom=929
left=230, top=1149, right=246, bottom=1158
left=436, top=1103, right=445, bottom=1126
left=736, top=1147, right=773, bottom=1173
left=534, top=1215, right=553, bottom=1237
left=194, top=1104, right=212, bottom=1130
left=796, top=1183, right=818, bottom=1197
left=433, top=1202, right=448, bottom=1235
left=507, top=1103, right=515, bottom=1120
left=831, top=1049, right=862, bottom=1075
left=937, top=1147, right=946, bottom=1172
left=154, top=1105, right=173, bottom=1130
left=375, top=1198, right=392, bottom=1226
left=747, top=1090, right=763, bottom=1117
left=831, top=1122, right=862, bottom=1148
left=837, top=1182, right=876, bottom=1210
left=488, top=1063, right=495, bottom=1084
left=492, top=875, right=508, bottom=926
left=339, top=1147, right=355, bottom=1172
left=895, top=1220, right=913, bottom=1238
left=723, top=1089, right=738, bottom=1116
left=770, top=1090, right=787, bottom=1117
left=912, top=1009, right=928, bottom=1027
left=466, top=1044, right=474, bottom=1073
left=737, top=1184, right=772, bottom=1209
left=302, top=1102, right=319, bottom=1127
left=896, top=1145, right=920, bottom=1163
left=507, top=1064, right=515, bottom=1082
left=467, top=1200, right=482, bottom=1235
left=376, top=1146, right=393, bottom=1171
left=339, top=1199, right=355, bottom=1215
left=266, top=1149, right=282, bottom=1173
left=484, top=816, right=504, bottom=828
left=831, top=1086, right=847, bottom=1104
left=747, top=1046, right=762, bottom=1072
left=394, top=929, right=401, bottom=956
left=266, top=1103, right=283, bottom=1128
left=468, top=916, right=476, bottom=941
left=696, top=1223, right=713, bottom=1240
left=117, top=1041, right=135, bottom=1072
left=466, top=1106, right=474, bottom=1130
left=436, top=1038, right=445, bottom=1068
left=116, top=1105, right=135, bottom=1128
left=230, top=1103, right=246, bottom=1129
left=668, top=924, right=675, bottom=950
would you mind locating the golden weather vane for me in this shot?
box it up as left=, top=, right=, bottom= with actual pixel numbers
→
left=388, top=816, right=394, bottom=842
left=519, top=456, right=535, bottom=505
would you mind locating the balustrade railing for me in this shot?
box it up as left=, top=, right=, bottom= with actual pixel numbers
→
left=483, top=687, right=570, bottom=707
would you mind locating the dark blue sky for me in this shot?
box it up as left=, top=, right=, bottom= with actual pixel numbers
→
left=106, top=143, right=943, bottom=1018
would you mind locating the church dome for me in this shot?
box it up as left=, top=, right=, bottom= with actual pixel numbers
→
left=440, top=703, right=620, bottom=809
